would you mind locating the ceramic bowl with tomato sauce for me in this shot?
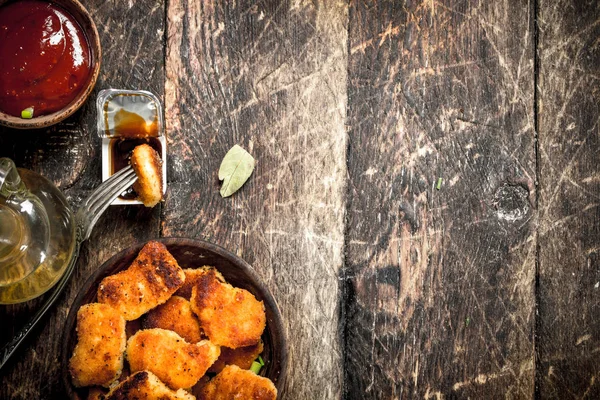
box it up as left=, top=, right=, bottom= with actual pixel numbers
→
left=0, top=0, right=101, bottom=129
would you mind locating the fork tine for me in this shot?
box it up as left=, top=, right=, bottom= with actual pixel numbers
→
left=87, top=167, right=137, bottom=214
left=84, top=176, right=137, bottom=238
left=84, top=167, right=136, bottom=214
left=85, top=167, right=135, bottom=210
left=77, top=166, right=137, bottom=240
left=81, top=166, right=135, bottom=210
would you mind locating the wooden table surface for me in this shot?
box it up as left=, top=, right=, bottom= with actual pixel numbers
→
left=1, top=0, right=599, bottom=398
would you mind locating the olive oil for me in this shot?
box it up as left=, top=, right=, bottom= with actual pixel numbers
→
left=0, top=168, right=76, bottom=304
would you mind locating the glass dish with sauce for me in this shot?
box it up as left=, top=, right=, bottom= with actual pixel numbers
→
left=96, top=89, right=167, bottom=205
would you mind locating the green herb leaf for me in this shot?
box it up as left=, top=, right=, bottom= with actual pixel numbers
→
left=21, top=107, right=34, bottom=119
left=250, top=361, right=262, bottom=374
left=218, top=144, right=255, bottom=197
left=436, top=177, right=443, bottom=190
left=258, top=355, right=264, bottom=366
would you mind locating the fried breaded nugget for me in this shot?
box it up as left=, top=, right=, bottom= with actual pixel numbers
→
left=174, top=267, right=213, bottom=299
left=190, top=267, right=266, bottom=348
left=131, top=144, right=163, bottom=207
left=197, top=365, right=277, bottom=400
left=142, top=296, right=202, bottom=343
left=104, top=370, right=195, bottom=400
left=97, top=241, right=185, bottom=320
left=69, top=303, right=126, bottom=388
left=208, top=340, right=264, bottom=374
left=127, top=329, right=220, bottom=390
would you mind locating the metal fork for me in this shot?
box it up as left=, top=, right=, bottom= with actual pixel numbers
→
left=76, top=165, right=137, bottom=240
left=0, top=166, right=138, bottom=369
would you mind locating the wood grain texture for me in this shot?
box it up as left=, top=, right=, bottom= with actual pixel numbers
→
left=164, top=1, right=347, bottom=398
left=537, top=0, right=600, bottom=398
left=0, top=0, right=165, bottom=398
left=2, top=1, right=599, bottom=398
left=343, top=0, right=536, bottom=398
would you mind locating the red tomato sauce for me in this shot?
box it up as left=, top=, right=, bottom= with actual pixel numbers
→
left=0, top=0, right=91, bottom=118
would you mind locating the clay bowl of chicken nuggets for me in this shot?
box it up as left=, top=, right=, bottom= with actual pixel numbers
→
left=61, top=238, right=287, bottom=400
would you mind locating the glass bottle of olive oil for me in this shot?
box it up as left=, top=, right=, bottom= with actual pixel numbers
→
left=0, top=158, right=76, bottom=304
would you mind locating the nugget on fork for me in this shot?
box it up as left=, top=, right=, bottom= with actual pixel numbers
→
left=131, top=143, right=163, bottom=207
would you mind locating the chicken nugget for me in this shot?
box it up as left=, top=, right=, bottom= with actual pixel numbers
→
left=97, top=241, right=185, bottom=320
left=174, top=267, right=213, bottom=299
left=197, top=365, right=277, bottom=400
left=190, top=268, right=266, bottom=348
left=127, top=329, right=220, bottom=390
left=142, top=296, right=202, bottom=343
left=131, top=144, right=163, bottom=207
left=69, top=303, right=126, bottom=388
left=208, top=340, right=264, bottom=373
left=104, top=370, right=195, bottom=400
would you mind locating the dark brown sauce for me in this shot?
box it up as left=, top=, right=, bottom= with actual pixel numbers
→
left=113, top=108, right=158, bottom=138
left=109, top=137, right=162, bottom=200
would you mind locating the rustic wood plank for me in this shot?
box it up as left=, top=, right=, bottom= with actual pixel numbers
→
left=343, top=0, right=536, bottom=398
left=164, top=1, right=347, bottom=398
left=0, top=1, right=165, bottom=398
left=537, top=0, right=600, bottom=398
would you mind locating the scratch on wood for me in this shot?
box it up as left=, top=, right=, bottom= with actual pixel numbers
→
left=351, top=22, right=400, bottom=54
left=576, top=334, right=592, bottom=346
left=582, top=376, right=597, bottom=399
left=424, top=388, right=445, bottom=399
left=452, top=371, right=506, bottom=391
left=452, top=359, right=533, bottom=392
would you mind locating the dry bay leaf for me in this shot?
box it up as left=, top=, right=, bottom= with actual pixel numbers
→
left=218, top=144, right=255, bottom=197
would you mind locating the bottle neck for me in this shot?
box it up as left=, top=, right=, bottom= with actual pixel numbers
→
left=0, top=158, right=23, bottom=196
left=0, top=158, right=24, bottom=265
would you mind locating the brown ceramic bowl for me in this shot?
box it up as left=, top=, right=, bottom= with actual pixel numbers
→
left=0, top=0, right=101, bottom=129
left=61, top=238, right=287, bottom=399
